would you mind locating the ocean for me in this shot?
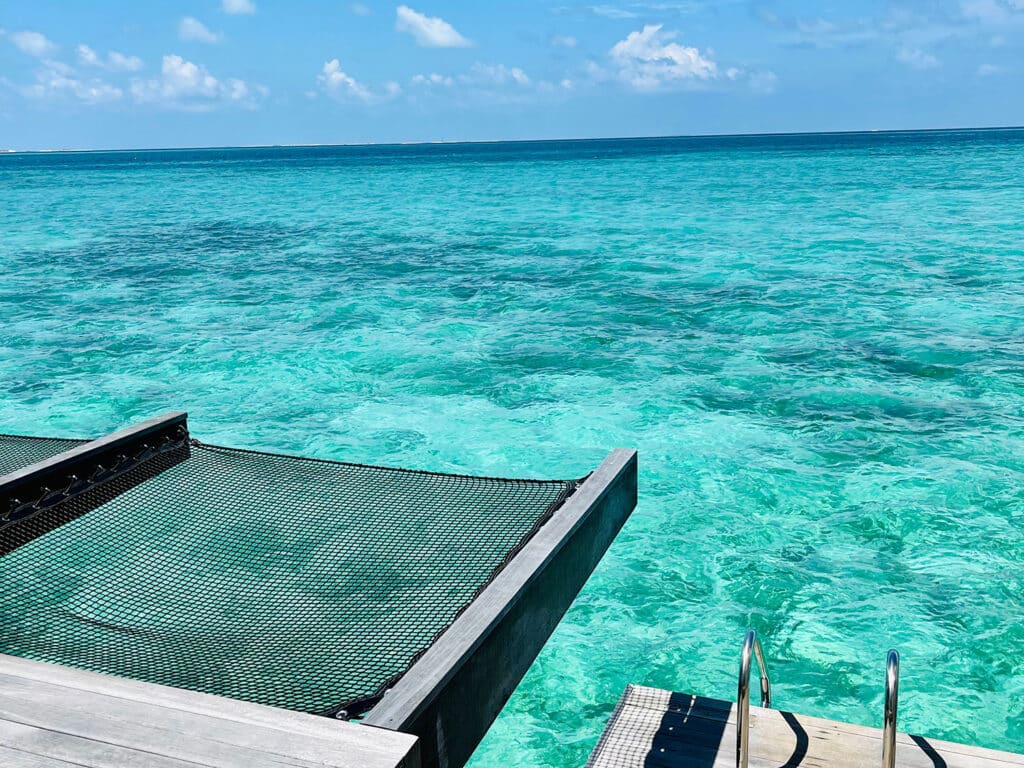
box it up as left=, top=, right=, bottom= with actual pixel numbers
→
left=2, top=130, right=1024, bottom=764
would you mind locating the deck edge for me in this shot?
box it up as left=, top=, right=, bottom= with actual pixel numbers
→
left=0, top=412, right=189, bottom=553
left=363, top=447, right=639, bottom=768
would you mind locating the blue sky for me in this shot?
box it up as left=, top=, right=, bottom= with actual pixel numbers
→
left=0, top=0, right=1021, bottom=150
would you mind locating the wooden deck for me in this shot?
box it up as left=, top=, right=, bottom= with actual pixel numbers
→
left=586, top=685, right=1024, bottom=768
left=0, top=654, right=420, bottom=768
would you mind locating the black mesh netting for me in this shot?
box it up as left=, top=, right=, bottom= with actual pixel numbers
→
left=0, top=440, right=581, bottom=717
left=0, top=434, right=87, bottom=476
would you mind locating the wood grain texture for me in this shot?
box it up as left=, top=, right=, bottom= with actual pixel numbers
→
left=0, top=654, right=420, bottom=768
left=586, top=685, right=1024, bottom=768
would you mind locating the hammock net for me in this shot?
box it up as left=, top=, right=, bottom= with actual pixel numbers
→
left=0, top=433, right=580, bottom=717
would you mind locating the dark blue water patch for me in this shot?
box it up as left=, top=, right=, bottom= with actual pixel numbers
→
left=3, top=128, right=1023, bottom=172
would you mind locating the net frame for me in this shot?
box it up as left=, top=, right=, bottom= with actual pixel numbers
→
left=0, top=434, right=87, bottom=477
left=0, top=420, right=583, bottom=718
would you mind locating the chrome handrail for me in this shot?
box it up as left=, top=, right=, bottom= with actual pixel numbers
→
left=736, top=630, right=772, bottom=768
left=882, top=650, right=900, bottom=768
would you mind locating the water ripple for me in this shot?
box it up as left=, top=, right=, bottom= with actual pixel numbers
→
left=2, top=132, right=1024, bottom=765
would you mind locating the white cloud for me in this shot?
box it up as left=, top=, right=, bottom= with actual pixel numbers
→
left=896, top=47, right=939, bottom=69
left=551, top=34, right=578, bottom=48
left=409, top=61, right=573, bottom=104
left=590, top=5, right=639, bottom=19
left=178, top=17, right=222, bottom=44
left=316, top=59, right=400, bottom=102
left=609, top=24, right=717, bottom=90
left=317, top=58, right=374, bottom=100
left=762, top=5, right=1013, bottom=73
left=961, top=0, right=1024, bottom=24
left=747, top=69, right=779, bottom=94
left=591, top=23, right=773, bottom=94
left=412, top=72, right=455, bottom=86
left=77, top=44, right=143, bottom=72
left=0, top=41, right=127, bottom=105
left=763, top=10, right=924, bottom=51
left=718, top=64, right=778, bottom=93
left=9, top=30, right=57, bottom=57
left=109, top=51, right=144, bottom=71
left=222, top=0, right=256, bottom=14
left=76, top=44, right=99, bottom=66
left=22, top=59, right=123, bottom=104
left=780, top=16, right=880, bottom=48
left=351, top=3, right=371, bottom=14
left=764, top=4, right=1017, bottom=59
left=131, top=54, right=264, bottom=109
left=395, top=5, right=472, bottom=47
left=466, top=62, right=531, bottom=85
left=411, top=63, right=532, bottom=88
left=977, top=62, right=1003, bottom=74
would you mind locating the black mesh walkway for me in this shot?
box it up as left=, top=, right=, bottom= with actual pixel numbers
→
left=0, top=437, right=580, bottom=717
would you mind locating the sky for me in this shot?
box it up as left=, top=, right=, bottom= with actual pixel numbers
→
left=0, top=0, right=1021, bottom=150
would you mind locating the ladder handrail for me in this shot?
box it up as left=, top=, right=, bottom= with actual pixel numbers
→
left=883, top=649, right=900, bottom=768
left=736, top=629, right=771, bottom=768
left=733, top=638, right=901, bottom=768
left=735, top=633, right=900, bottom=768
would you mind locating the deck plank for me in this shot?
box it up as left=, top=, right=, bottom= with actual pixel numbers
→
left=0, top=654, right=419, bottom=768
left=586, top=685, right=1024, bottom=768
left=0, top=746, right=87, bottom=768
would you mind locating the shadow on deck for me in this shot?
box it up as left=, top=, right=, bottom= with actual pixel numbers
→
left=586, top=686, right=1023, bottom=768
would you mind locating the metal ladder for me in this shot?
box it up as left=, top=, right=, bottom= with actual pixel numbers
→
left=736, top=630, right=900, bottom=768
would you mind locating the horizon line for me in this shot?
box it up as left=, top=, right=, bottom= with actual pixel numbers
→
left=3, top=124, right=1023, bottom=155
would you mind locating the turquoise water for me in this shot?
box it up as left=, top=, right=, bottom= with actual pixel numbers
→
left=3, top=130, right=1024, bottom=763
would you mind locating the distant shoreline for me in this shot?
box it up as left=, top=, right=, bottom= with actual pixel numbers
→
left=3, top=124, right=1023, bottom=156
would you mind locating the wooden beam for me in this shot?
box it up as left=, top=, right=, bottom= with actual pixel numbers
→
left=364, top=448, right=638, bottom=768
left=0, top=412, right=189, bottom=554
